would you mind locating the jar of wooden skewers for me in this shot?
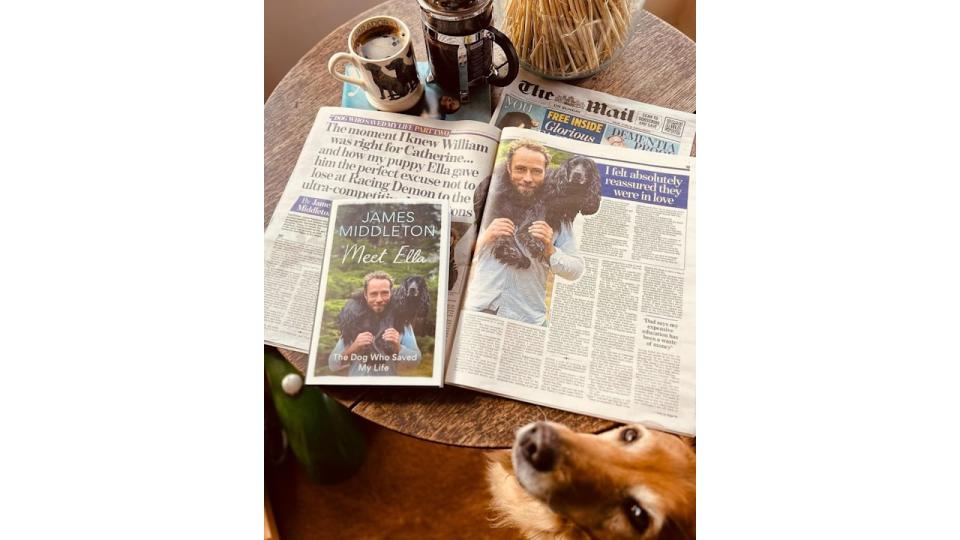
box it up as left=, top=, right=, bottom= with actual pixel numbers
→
left=496, top=0, right=642, bottom=79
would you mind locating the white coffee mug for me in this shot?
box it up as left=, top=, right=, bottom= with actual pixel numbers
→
left=328, top=16, right=424, bottom=112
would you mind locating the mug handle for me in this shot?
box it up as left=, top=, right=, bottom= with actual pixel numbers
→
left=328, top=52, right=367, bottom=87
left=486, top=27, right=520, bottom=87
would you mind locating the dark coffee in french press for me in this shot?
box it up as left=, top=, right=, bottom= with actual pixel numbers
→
left=417, top=0, right=519, bottom=102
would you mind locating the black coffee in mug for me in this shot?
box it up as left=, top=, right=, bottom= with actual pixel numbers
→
left=357, top=26, right=405, bottom=60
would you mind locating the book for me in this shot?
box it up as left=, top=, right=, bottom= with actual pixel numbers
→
left=265, top=75, right=697, bottom=434
left=341, top=62, right=492, bottom=122
left=306, top=200, right=449, bottom=386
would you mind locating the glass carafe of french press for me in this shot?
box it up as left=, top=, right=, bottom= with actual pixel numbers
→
left=417, top=0, right=520, bottom=102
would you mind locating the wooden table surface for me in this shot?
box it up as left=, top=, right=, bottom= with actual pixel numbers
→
left=265, top=0, right=695, bottom=448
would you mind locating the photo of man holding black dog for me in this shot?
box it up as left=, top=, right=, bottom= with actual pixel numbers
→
left=328, top=270, right=423, bottom=377
left=464, top=140, right=593, bottom=326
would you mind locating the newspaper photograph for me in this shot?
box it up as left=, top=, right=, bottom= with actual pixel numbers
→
left=447, top=127, right=696, bottom=435
left=492, top=71, right=697, bottom=157
left=264, top=107, right=500, bottom=352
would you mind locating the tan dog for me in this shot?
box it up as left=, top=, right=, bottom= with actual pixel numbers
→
left=487, top=422, right=696, bottom=539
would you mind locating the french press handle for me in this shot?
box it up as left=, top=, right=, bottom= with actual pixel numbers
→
left=485, top=26, right=519, bottom=87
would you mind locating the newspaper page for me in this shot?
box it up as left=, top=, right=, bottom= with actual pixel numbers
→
left=492, top=71, right=696, bottom=157
left=446, top=127, right=696, bottom=435
left=264, top=107, right=501, bottom=352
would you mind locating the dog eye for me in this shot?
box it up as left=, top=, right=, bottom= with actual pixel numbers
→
left=623, top=499, right=650, bottom=533
left=621, top=428, right=640, bottom=443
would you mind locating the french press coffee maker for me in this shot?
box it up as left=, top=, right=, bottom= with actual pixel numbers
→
left=416, top=0, right=520, bottom=102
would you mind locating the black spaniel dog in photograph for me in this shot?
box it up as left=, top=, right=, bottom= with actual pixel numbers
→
left=375, top=275, right=430, bottom=352
left=477, top=156, right=601, bottom=269
left=337, top=275, right=430, bottom=355
left=544, top=155, right=602, bottom=231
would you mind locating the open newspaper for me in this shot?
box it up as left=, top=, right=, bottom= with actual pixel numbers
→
left=447, top=128, right=695, bottom=435
left=265, top=82, right=695, bottom=434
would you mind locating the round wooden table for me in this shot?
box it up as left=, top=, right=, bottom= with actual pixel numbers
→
left=265, top=0, right=695, bottom=448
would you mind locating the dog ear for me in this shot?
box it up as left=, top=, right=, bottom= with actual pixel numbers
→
left=551, top=159, right=569, bottom=187
left=337, top=297, right=368, bottom=342
left=473, top=174, right=491, bottom=228
left=338, top=297, right=361, bottom=326
left=580, top=162, right=602, bottom=215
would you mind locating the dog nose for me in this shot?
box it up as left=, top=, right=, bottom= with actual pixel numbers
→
left=519, top=422, right=556, bottom=471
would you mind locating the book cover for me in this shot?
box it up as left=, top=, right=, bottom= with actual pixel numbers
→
left=341, top=62, right=492, bottom=122
left=306, top=200, right=449, bottom=386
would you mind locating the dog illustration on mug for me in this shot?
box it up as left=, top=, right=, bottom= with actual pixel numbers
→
left=363, top=64, right=408, bottom=100
left=367, top=47, right=419, bottom=101
left=385, top=47, right=420, bottom=94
